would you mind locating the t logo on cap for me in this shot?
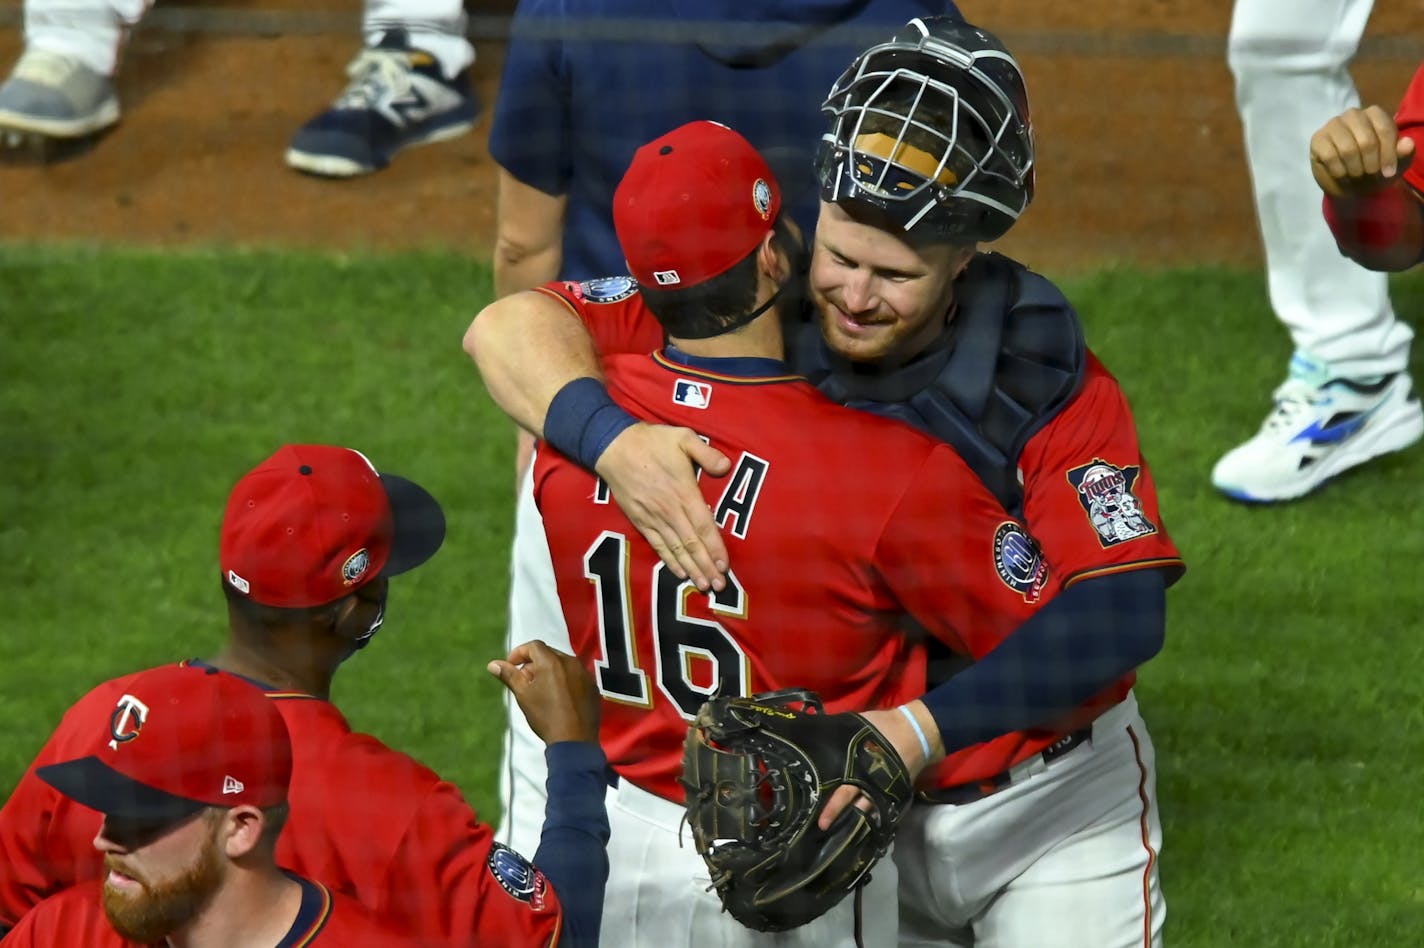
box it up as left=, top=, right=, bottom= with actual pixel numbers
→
left=108, top=694, right=149, bottom=751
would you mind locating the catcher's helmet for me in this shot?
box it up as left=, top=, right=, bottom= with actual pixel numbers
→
left=816, top=16, right=1035, bottom=243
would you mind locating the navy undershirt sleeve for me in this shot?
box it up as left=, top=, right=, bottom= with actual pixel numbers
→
left=922, top=568, right=1168, bottom=753
left=533, top=741, right=612, bottom=948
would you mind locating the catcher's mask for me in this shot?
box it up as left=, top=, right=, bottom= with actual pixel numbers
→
left=816, top=16, right=1035, bottom=243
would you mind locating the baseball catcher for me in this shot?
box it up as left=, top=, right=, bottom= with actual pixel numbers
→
left=680, top=689, right=914, bottom=932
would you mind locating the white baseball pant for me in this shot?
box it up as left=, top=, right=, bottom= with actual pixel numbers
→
left=496, top=461, right=564, bottom=857
left=1228, top=0, right=1413, bottom=378
left=895, top=692, right=1165, bottom=948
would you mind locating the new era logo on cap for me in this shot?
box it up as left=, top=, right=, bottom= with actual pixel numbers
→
left=223, top=775, right=245, bottom=795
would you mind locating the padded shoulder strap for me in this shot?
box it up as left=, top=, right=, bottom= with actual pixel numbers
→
left=803, top=253, right=1086, bottom=512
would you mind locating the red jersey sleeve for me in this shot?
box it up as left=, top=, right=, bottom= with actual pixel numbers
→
left=534, top=277, right=665, bottom=357
left=1396, top=63, right=1424, bottom=195
left=1018, top=353, right=1184, bottom=587
left=377, top=782, right=563, bottom=947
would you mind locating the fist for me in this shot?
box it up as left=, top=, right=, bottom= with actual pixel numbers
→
left=1310, top=104, right=1416, bottom=198
left=487, top=639, right=600, bottom=745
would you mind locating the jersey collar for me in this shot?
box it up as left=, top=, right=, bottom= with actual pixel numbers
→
left=660, top=343, right=790, bottom=379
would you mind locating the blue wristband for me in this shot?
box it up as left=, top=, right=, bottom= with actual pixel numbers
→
left=898, top=704, right=933, bottom=762
left=544, top=377, right=638, bottom=471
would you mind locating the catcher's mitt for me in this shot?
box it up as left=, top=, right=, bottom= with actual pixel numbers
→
left=679, top=688, right=913, bottom=932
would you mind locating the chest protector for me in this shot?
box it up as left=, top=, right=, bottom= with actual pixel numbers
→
left=791, top=252, right=1085, bottom=514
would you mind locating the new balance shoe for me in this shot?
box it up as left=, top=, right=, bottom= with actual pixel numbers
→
left=0, top=49, right=119, bottom=139
left=285, top=30, right=480, bottom=178
left=1212, top=354, right=1424, bottom=503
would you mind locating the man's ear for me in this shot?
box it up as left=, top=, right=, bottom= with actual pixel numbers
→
left=758, top=230, right=787, bottom=283
left=327, top=593, right=367, bottom=644
left=221, top=806, right=264, bottom=860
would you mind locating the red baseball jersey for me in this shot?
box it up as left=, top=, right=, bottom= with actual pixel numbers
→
left=541, top=277, right=1182, bottom=788
left=534, top=344, right=1046, bottom=801
left=2, top=876, right=407, bottom=946
left=0, top=663, right=564, bottom=945
left=1396, top=63, right=1424, bottom=195
left=923, top=351, right=1184, bottom=786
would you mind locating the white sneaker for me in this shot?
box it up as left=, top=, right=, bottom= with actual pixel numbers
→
left=0, top=49, right=119, bottom=139
left=1212, top=354, right=1424, bottom=502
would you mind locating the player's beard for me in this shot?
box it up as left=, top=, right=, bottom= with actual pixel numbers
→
left=101, top=830, right=226, bottom=944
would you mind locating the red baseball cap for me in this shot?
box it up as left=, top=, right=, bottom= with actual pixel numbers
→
left=219, top=444, right=446, bottom=609
left=614, top=120, right=782, bottom=290
left=37, top=664, right=291, bottom=824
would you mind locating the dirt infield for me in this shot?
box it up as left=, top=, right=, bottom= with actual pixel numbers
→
left=2, top=2, right=1421, bottom=273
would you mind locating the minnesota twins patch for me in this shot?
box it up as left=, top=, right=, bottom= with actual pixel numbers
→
left=575, top=275, right=637, bottom=303
left=993, top=522, right=1048, bottom=602
left=487, top=843, right=545, bottom=904
left=1066, top=459, right=1158, bottom=547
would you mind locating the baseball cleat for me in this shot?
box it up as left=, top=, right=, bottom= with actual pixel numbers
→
left=0, top=49, right=120, bottom=140
left=285, top=30, right=480, bottom=178
left=1212, top=355, right=1424, bottom=503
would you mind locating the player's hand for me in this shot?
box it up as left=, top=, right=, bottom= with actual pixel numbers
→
left=1310, top=105, right=1416, bottom=198
left=488, top=640, right=600, bottom=745
left=816, top=703, right=941, bottom=830
left=595, top=422, right=732, bottom=592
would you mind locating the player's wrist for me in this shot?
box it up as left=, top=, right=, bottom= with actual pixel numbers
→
left=1323, top=183, right=1411, bottom=251
left=544, top=376, right=638, bottom=471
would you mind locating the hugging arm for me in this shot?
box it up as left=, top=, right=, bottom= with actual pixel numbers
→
left=462, top=292, right=732, bottom=588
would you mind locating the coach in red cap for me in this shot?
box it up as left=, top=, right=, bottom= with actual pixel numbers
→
left=7, top=664, right=407, bottom=945
left=0, top=445, right=611, bottom=946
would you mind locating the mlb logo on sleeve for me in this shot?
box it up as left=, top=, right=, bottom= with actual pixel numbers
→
left=674, top=379, right=712, bottom=409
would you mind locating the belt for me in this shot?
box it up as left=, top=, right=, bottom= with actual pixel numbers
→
left=916, top=726, right=1093, bottom=807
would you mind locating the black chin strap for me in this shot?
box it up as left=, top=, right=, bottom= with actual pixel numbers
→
left=674, top=279, right=787, bottom=340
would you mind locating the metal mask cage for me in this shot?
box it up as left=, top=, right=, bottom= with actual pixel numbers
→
left=817, top=33, right=1035, bottom=241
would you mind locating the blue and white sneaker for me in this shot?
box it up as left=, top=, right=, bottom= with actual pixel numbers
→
left=285, top=30, right=479, bottom=178
left=1212, top=354, right=1424, bottom=502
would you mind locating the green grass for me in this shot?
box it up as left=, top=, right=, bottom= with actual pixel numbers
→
left=4, top=245, right=1424, bottom=944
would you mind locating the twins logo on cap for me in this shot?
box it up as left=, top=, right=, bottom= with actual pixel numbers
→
left=108, top=695, right=150, bottom=751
